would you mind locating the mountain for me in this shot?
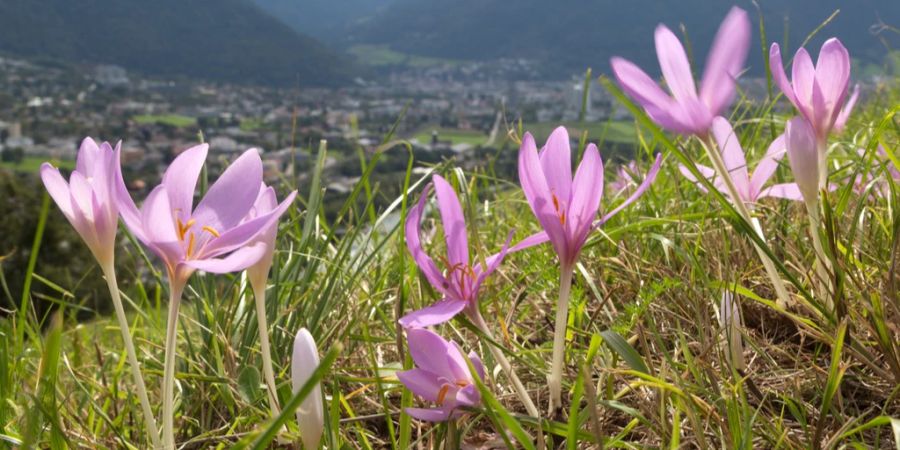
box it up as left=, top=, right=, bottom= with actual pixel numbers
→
left=342, top=0, right=900, bottom=77
left=251, top=0, right=392, bottom=43
left=0, top=0, right=358, bottom=87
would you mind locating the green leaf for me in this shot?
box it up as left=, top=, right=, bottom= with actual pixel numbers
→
left=600, top=330, right=650, bottom=375
left=237, top=366, right=262, bottom=404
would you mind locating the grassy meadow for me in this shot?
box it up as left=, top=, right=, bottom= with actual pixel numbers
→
left=2, top=70, right=900, bottom=450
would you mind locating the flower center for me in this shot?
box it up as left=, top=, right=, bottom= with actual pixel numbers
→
left=175, top=216, right=220, bottom=259
left=551, top=193, right=566, bottom=225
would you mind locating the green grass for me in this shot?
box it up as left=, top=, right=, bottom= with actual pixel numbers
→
left=2, top=75, right=899, bottom=449
left=522, top=120, right=637, bottom=144
left=411, top=127, right=487, bottom=146
left=0, top=156, right=73, bottom=173
left=348, top=44, right=461, bottom=67
left=132, top=114, right=197, bottom=128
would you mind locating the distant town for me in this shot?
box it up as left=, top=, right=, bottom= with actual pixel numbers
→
left=0, top=55, right=879, bottom=211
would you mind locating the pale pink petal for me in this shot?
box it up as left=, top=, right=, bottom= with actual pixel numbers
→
left=610, top=57, right=675, bottom=113
left=678, top=163, right=725, bottom=195
left=700, top=6, right=751, bottom=115
left=711, top=117, right=750, bottom=200
left=74, top=137, right=101, bottom=177
left=398, top=298, right=467, bottom=329
left=405, top=408, right=450, bottom=422
left=405, top=184, right=450, bottom=296
left=406, top=328, right=454, bottom=376
left=198, top=191, right=296, bottom=258
left=568, top=143, right=604, bottom=245
left=472, top=230, right=513, bottom=295
left=396, top=369, right=443, bottom=402
left=834, top=84, right=859, bottom=133
left=40, top=163, right=74, bottom=220
left=750, top=135, right=787, bottom=199
left=598, top=153, right=662, bottom=225
left=183, top=241, right=267, bottom=273
left=192, top=148, right=262, bottom=231
left=432, top=175, right=469, bottom=267
left=162, top=144, right=208, bottom=222
left=769, top=43, right=799, bottom=107
left=539, top=127, right=573, bottom=202
left=758, top=182, right=804, bottom=200
left=518, top=133, right=567, bottom=257
left=654, top=24, right=698, bottom=102
left=468, top=351, right=485, bottom=381
left=784, top=117, right=819, bottom=203
left=454, top=384, right=480, bottom=408
left=814, top=38, right=851, bottom=119
left=791, top=48, right=817, bottom=119
left=508, top=230, right=551, bottom=253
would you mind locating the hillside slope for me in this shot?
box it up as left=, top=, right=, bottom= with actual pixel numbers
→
left=0, top=0, right=358, bottom=86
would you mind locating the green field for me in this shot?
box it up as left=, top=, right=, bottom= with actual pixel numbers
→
left=521, top=120, right=637, bottom=145
left=132, top=114, right=197, bottom=128
left=411, top=127, right=487, bottom=146
left=348, top=44, right=461, bottom=67
left=0, top=156, right=73, bottom=173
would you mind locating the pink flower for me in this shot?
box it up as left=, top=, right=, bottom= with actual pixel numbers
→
left=770, top=38, right=859, bottom=143
left=400, top=175, right=512, bottom=328
left=245, top=183, right=296, bottom=292
left=678, top=117, right=804, bottom=203
left=784, top=117, right=821, bottom=205
left=292, top=328, right=324, bottom=450
left=116, top=145, right=295, bottom=285
left=41, top=138, right=123, bottom=265
left=516, top=127, right=662, bottom=268
left=396, top=328, right=485, bottom=422
left=609, top=161, right=638, bottom=195
left=611, top=7, right=751, bottom=136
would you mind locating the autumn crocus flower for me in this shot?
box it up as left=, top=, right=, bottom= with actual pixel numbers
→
left=396, top=328, right=485, bottom=422
left=292, top=328, right=325, bottom=450
left=611, top=6, right=750, bottom=136
left=402, top=174, right=538, bottom=416
left=517, top=126, right=661, bottom=411
left=770, top=38, right=859, bottom=145
left=41, top=138, right=161, bottom=447
left=678, top=117, right=804, bottom=204
left=244, top=183, right=297, bottom=417
left=400, top=174, right=511, bottom=329
left=609, top=161, right=638, bottom=195
left=116, top=144, right=296, bottom=448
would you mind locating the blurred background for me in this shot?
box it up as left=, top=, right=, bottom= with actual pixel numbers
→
left=0, top=0, right=897, bottom=317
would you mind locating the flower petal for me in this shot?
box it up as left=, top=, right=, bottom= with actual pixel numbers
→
left=758, top=182, right=803, bottom=200
left=183, top=241, right=267, bottom=273
left=192, top=148, right=262, bottom=231
left=162, top=144, right=208, bottom=223
left=432, top=175, right=469, bottom=267
left=568, top=143, right=604, bottom=245
left=700, top=6, right=751, bottom=115
left=40, top=163, right=74, bottom=220
left=784, top=117, right=820, bottom=204
left=196, top=191, right=296, bottom=259
left=655, top=24, right=698, bottom=103
left=610, top=57, right=675, bottom=113
left=769, top=43, right=798, bottom=107
left=711, top=117, right=750, bottom=200
left=141, top=185, right=183, bottom=265
left=74, top=137, right=101, bottom=177
left=406, top=328, right=454, bottom=377
left=833, top=84, right=859, bottom=133
left=468, top=351, right=485, bottom=381
left=472, top=230, right=514, bottom=295
left=405, top=407, right=450, bottom=422
left=291, top=328, right=325, bottom=450
left=678, top=162, right=724, bottom=195
left=539, top=127, right=573, bottom=203
left=791, top=47, right=817, bottom=119
left=598, top=153, right=662, bottom=225
left=396, top=369, right=443, bottom=402
left=398, top=298, right=467, bottom=329
left=519, top=133, right=567, bottom=259
left=508, top=230, right=551, bottom=253
left=405, top=184, right=450, bottom=296
left=455, top=384, right=480, bottom=408
left=814, top=38, right=850, bottom=118
left=750, top=135, right=787, bottom=199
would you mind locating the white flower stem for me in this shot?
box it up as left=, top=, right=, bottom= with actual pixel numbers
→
left=548, top=263, right=574, bottom=413
left=805, top=201, right=833, bottom=311
left=700, top=137, right=792, bottom=309
left=252, top=284, right=281, bottom=416
left=101, top=262, right=161, bottom=449
left=161, top=280, right=184, bottom=450
left=470, top=310, right=539, bottom=417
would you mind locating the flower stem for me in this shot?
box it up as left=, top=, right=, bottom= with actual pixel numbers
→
left=253, top=284, right=281, bottom=416
left=470, top=310, right=539, bottom=417
left=805, top=201, right=833, bottom=311
left=700, top=137, right=792, bottom=309
left=548, top=263, right=573, bottom=413
left=101, top=263, right=161, bottom=449
left=161, top=280, right=184, bottom=450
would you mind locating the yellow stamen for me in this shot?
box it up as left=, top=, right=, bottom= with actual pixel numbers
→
left=201, top=225, right=221, bottom=237
left=186, top=233, right=196, bottom=258
left=177, top=218, right=196, bottom=240
left=551, top=194, right=560, bottom=211
left=436, top=384, right=451, bottom=406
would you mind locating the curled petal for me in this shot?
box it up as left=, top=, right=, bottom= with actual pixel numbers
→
left=769, top=43, right=799, bottom=107
left=405, top=184, right=450, bottom=296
